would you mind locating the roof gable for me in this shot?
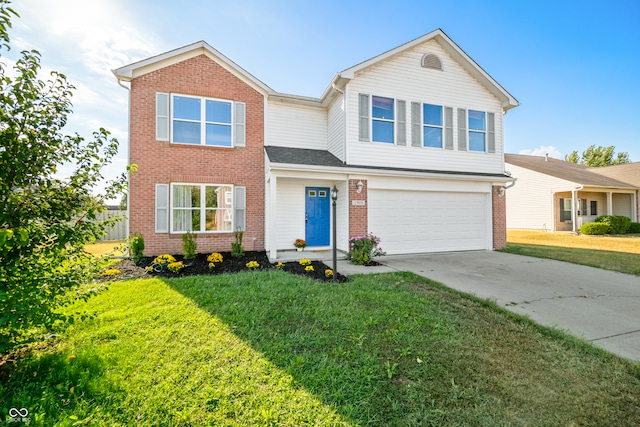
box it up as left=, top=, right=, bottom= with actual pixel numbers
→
left=330, top=29, right=519, bottom=112
left=112, top=41, right=273, bottom=95
left=505, top=154, right=637, bottom=189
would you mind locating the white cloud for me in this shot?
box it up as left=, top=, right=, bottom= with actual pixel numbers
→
left=518, top=145, right=564, bottom=159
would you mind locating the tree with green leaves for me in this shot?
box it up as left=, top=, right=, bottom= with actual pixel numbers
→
left=0, top=2, right=133, bottom=352
left=565, top=145, right=631, bottom=167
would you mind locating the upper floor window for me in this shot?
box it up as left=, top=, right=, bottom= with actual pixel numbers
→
left=372, top=96, right=395, bottom=143
left=423, top=104, right=443, bottom=148
left=468, top=110, right=486, bottom=152
left=173, top=95, right=232, bottom=146
left=155, top=92, right=246, bottom=147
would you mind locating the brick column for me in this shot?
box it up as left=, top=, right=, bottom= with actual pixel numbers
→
left=492, top=186, right=507, bottom=250
left=349, top=179, right=368, bottom=239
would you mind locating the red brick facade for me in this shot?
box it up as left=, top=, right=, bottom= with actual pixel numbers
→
left=128, top=54, right=265, bottom=255
left=348, top=179, right=368, bottom=239
left=492, top=186, right=507, bottom=250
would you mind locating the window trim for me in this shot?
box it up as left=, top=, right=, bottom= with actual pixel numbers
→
left=559, top=198, right=573, bottom=222
left=170, top=183, right=235, bottom=234
left=371, top=95, right=396, bottom=144
left=170, top=94, right=235, bottom=147
left=422, top=103, right=444, bottom=149
left=468, top=109, right=487, bottom=152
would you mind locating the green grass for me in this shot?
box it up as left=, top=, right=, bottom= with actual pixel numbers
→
left=3, top=271, right=640, bottom=426
left=504, top=230, right=640, bottom=275
left=502, top=243, right=640, bottom=275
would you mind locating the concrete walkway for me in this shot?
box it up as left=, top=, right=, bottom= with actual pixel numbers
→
left=336, top=251, right=640, bottom=362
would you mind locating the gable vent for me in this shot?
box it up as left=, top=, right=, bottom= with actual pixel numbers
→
left=421, top=54, right=443, bottom=71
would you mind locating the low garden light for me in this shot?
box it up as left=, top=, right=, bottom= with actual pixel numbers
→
left=331, top=185, right=338, bottom=281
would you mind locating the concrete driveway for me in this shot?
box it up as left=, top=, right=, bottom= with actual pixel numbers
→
left=343, top=251, right=640, bottom=361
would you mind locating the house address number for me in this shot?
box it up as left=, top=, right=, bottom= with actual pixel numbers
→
left=351, top=200, right=366, bottom=206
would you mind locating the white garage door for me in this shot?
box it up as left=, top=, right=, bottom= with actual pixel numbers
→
left=368, top=190, right=489, bottom=254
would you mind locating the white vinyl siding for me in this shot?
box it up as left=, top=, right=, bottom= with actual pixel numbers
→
left=345, top=38, right=504, bottom=174
left=612, top=193, right=632, bottom=218
left=327, top=94, right=345, bottom=161
left=504, top=164, right=575, bottom=230
left=273, top=178, right=348, bottom=252
left=267, top=101, right=327, bottom=150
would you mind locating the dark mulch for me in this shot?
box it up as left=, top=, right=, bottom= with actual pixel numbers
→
left=102, top=251, right=349, bottom=283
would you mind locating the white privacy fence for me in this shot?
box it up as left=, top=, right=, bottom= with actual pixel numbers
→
left=96, top=209, right=128, bottom=241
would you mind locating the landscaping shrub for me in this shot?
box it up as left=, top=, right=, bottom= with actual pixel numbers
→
left=347, top=233, right=385, bottom=265
left=130, top=232, right=145, bottom=264
left=580, top=222, right=609, bottom=235
left=182, top=231, right=197, bottom=260
left=231, top=229, right=245, bottom=258
left=630, top=222, right=640, bottom=234
left=594, top=215, right=631, bottom=234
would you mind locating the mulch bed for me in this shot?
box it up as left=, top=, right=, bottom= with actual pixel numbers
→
left=102, top=251, right=349, bottom=283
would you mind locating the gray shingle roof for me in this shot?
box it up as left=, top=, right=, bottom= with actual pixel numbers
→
left=266, top=146, right=510, bottom=178
left=591, top=162, right=640, bottom=187
left=504, top=154, right=637, bottom=188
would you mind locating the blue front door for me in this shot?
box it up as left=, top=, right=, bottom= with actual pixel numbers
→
left=305, top=187, right=330, bottom=246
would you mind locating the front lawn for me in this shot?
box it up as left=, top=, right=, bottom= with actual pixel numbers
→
left=3, top=272, right=639, bottom=426
left=503, top=230, right=640, bottom=275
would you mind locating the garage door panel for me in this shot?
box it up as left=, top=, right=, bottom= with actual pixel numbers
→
left=368, top=190, right=488, bottom=254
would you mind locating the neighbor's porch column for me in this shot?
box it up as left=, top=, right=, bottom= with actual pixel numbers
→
left=268, top=175, right=278, bottom=260
left=607, top=192, right=613, bottom=216
left=572, top=189, right=578, bottom=233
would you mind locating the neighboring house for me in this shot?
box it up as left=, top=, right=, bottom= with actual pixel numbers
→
left=592, top=162, right=640, bottom=222
left=113, top=29, right=519, bottom=258
left=504, top=154, right=638, bottom=232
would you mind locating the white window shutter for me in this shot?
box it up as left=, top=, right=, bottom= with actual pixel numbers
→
left=155, top=184, right=169, bottom=233
left=457, top=108, right=467, bottom=151
left=487, top=112, right=495, bottom=153
left=444, top=106, right=453, bottom=150
left=397, top=100, right=406, bottom=146
left=359, top=94, right=370, bottom=141
left=411, top=102, right=421, bottom=147
left=234, top=102, right=246, bottom=147
left=156, top=93, right=169, bottom=141
left=234, top=186, right=246, bottom=231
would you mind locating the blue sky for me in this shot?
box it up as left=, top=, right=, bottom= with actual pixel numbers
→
left=4, top=0, right=640, bottom=190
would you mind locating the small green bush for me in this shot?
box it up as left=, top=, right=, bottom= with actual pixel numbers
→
left=182, top=231, right=197, bottom=260
left=347, top=233, right=385, bottom=265
left=130, top=232, right=145, bottom=264
left=629, top=222, right=640, bottom=234
left=580, top=222, right=609, bottom=235
left=594, top=215, right=631, bottom=234
left=231, top=229, right=245, bottom=258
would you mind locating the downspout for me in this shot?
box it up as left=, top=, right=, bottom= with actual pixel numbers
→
left=112, top=72, right=131, bottom=244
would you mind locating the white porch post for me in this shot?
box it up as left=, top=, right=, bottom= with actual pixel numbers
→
left=607, top=192, right=613, bottom=215
left=269, top=175, right=278, bottom=260
left=572, top=189, right=578, bottom=233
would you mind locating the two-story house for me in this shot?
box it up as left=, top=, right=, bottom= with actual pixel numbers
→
left=113, top=29, right=519, bottom=259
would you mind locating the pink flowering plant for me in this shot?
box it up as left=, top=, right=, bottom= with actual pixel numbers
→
left=347, top=233, right=385, bottom=265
